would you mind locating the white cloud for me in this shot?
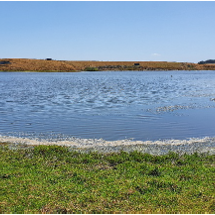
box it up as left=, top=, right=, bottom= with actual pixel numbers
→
left=151, top=53, right=161, bottom=57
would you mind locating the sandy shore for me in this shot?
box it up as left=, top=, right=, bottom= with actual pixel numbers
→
left=1, top=135, right=215, bottom=155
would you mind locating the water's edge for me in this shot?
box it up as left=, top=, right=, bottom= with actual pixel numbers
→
left=1, top=135, right=215, bottom=155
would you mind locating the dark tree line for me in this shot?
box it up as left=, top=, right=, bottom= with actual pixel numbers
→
left=198, top=59, right=215, bottom=64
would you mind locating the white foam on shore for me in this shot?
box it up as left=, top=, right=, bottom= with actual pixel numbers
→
left=1, top=135, right=215, bottom=155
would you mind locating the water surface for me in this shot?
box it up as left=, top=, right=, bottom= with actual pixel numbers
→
left=0, top=70, right=215, bottom=141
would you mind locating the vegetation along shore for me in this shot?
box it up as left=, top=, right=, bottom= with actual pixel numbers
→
left=0, top=144, right=215, bottom=213
left=1, top=58, right=215, bottom=72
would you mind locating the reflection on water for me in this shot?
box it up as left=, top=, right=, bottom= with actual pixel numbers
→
left=0, top=70, right=215, bottom=141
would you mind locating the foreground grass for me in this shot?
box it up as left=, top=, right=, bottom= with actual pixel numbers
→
left=0, top=145, right=215, bottom=213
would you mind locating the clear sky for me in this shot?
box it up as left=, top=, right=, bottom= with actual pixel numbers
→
left=1, top=1, right=215, bottom=63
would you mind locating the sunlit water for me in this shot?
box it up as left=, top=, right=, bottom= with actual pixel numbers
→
left=0, top=70, right=215, bottom=144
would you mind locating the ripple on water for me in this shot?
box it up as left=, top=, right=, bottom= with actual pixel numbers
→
left=0, top=71, right=215, bottom=141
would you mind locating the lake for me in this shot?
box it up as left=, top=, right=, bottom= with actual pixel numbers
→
left=0, top=70, right=215, bottom=142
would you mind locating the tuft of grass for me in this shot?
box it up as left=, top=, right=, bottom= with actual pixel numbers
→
left=0, top=145, right=215, bottom=213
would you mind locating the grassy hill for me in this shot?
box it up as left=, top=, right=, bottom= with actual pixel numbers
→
left=0, top=58, right=76, bottom=72
left=1, top=58, right=215, bottom=72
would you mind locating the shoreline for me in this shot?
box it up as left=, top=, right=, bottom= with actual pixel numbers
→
left=1, top=58, right=215, bottom=72
left=1, top=135, right=215, bottom=155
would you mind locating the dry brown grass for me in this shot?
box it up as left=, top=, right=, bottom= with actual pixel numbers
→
left=0, top=58, right=76, bottom=72
left=1, top=58, right=215, bottom=72
left=195, top=63, right=215, bottom=70
left=65, top=60, right=191, bottom=71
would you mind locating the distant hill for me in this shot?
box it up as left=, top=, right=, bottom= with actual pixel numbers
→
left=198, top=59, right=215, bottom=64
left=1, top=58, right=215, bottom=72
left=0, top=58, right=76, bottom=72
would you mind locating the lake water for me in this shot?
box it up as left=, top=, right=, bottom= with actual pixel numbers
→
left=0, top=70, right=215, bottom=142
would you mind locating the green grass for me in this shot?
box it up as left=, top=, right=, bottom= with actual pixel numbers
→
left=0, top=145, right=215, bottom=213
left=84, top=67, right=99, bottom=71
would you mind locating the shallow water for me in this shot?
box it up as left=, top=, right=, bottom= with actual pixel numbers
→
left=0, top=70, right=215, bottom=142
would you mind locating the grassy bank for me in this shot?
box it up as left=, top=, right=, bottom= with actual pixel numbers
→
left=1, top=58, right=215, bottom=72
left=0, top=145, right=215, bottom=213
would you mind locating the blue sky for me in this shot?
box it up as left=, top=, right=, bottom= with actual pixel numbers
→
left=1, top=1, right=215, bottom=63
